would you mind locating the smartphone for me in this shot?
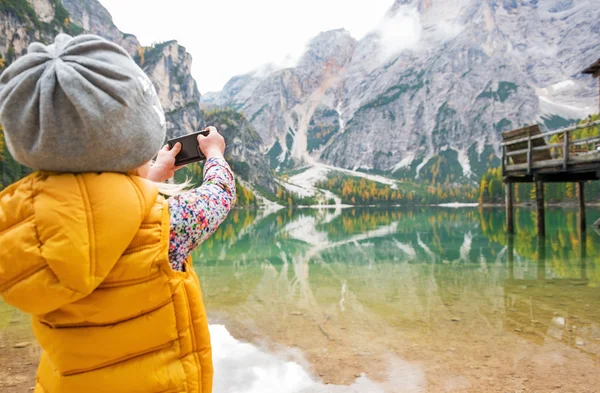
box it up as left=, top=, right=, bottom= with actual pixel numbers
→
left=167, top=129, right=210, bottom=166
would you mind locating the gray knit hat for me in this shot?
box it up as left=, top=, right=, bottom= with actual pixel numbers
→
left=0, top=34, right=166, bottom=173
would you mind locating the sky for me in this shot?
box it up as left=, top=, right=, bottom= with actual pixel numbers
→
left=98, top=0, right=395, bottom=93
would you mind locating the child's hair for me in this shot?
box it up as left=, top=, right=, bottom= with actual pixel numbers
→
left=129, top=168, right=192, bottom=197
left=154, top=180, right=193, bottom=197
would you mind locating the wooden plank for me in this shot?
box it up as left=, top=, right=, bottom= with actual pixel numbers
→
left=501, top=132, right=600, bottom=149
left=504, top=175, right=534, bottom=183
left=506, top=148, right=529, bottom=157
left=502, top=125, right=551, bottom=165
left=571, top=135, right=600, bottom=146
left=506, top=182, right=514, bottom=234
left=535, top=172, right=599, bottom=183
left=564, top=130, right=569, bottom=170
left=538, top=143, right=564, bottom=151
left=527, top=137, right=532, bottom=174
left=505, top=143, right=563, bottom=157
left=501, top=124, right=541, bottom=140
left=501, top=120, right=600, bottom=147
left=579, top=182, right=586, bottom=232
left=502, top=145, right=506, bottom=175
left=505, top=152, right=600, bottom=172
left=570, top=152, right=600, bottom=163
left=505, top=169, right=600, bottom=181
left=536, top=180, right=546, bottom=237
left=571, top=145, right=590, bottom=154
left=502, top=120, right=600, bottom=148
left=502, top=132, right=546, bottom=146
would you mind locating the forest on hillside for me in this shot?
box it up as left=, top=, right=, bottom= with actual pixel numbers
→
left=2, top=112, right=600, bottom=206
left=478, top=114, right=600, bottom=205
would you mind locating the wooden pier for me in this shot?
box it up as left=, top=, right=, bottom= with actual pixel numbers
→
left=501, top=120, right=600, bottom=236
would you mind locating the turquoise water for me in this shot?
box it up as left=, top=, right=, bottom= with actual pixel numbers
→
left=2, top=207, right=600, bottom=392
left=194, top=207, right=600, bottom=392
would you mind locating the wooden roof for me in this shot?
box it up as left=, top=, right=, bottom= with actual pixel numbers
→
left=501, top=124, right=541, bottom=141
left=501, top=124, right=551, bottom=165
left=582, top=58, right=600, bottom=76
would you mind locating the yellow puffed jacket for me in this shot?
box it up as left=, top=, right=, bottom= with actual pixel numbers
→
left=0, top=172, right=213, bottom=393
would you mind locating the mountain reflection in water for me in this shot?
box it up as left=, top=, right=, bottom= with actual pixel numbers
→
left=195, top=206, right=600, bottom=392
left=2, top=207, right=600, bottom=392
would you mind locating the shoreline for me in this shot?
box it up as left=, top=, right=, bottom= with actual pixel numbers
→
left=480, top=201, right=600, bottom=208
left=238, top=201, right=600, bottom=210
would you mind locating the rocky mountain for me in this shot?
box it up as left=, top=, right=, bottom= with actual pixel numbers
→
left=0, top=0, right=83, bottom=61
left=212, top=0, right=600, bottom=182
left=204, top=109, right=275, bottom=197
left=61, top=0, right=138, bottom=55
left=0, top=0, right=276, bottom=194
left=58, top=0, right=206, bottom=141
left=62, top=0, right=204, bottom=139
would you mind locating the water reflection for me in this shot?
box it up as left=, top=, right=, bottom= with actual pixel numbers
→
left=211, top=324, right=426, bottom=393
left=3, top=207, right=600, bottom=392
left=504, top=233, right=600, bottom=359
left=194, top=206, right=600, bottom=390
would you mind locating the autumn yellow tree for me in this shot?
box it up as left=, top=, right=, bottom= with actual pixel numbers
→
left=479, top=178, right=488, bottom=203
left=137, top=46, right=145, bottom=66
left=487, top=179, right=495, bottom=200
left=565, top=182, right=574, bottom=199
left=530, top=183, right=537, bottom=200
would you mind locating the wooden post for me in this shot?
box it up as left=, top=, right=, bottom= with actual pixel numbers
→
left=527, top=137, right=532, bottom=174
left=537, top=236, right=546, bottom=281
left=506, top=182, right=514, bottom=234
left=580, top=231, right=587, bottom=280
left=578, top=182, right=586, bottom=232
left=535, top=180, right=546, bottom=237
left=563, top=130, right=569, bottom=170
left=507, top=234, right=514, bottom=280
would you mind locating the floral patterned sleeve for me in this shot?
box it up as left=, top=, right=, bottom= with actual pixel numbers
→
left=167, top=157, right=236, bottom=271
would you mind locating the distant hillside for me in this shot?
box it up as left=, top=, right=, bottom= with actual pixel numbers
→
left=212, top=0, right=600, bottom=184
left=0, top=0, right=277, bottom=200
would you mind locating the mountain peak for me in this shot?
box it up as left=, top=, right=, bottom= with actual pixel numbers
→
left=62, top=0, right=140, bottom=55
left=214, top=0, right=599, bottom=182
left=310, top=28, right=352, bottom=40
left=297, top=28, right=357, bottom=71
left=389, top=0, right=425, bottom=14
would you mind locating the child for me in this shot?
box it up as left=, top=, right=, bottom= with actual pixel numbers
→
left=0, top=34, right=236, bottom=393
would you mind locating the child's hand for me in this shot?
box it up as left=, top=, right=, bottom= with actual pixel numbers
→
left=147, top=143, right=183, bottom=183
left=198, top=126, right=226, bottom=159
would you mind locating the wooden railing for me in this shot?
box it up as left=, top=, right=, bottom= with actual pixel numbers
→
left=502, top=119, right=600, bottom=175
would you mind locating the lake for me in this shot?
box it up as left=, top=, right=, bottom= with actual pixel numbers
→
left=2, top=206, right=600, bottom=393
